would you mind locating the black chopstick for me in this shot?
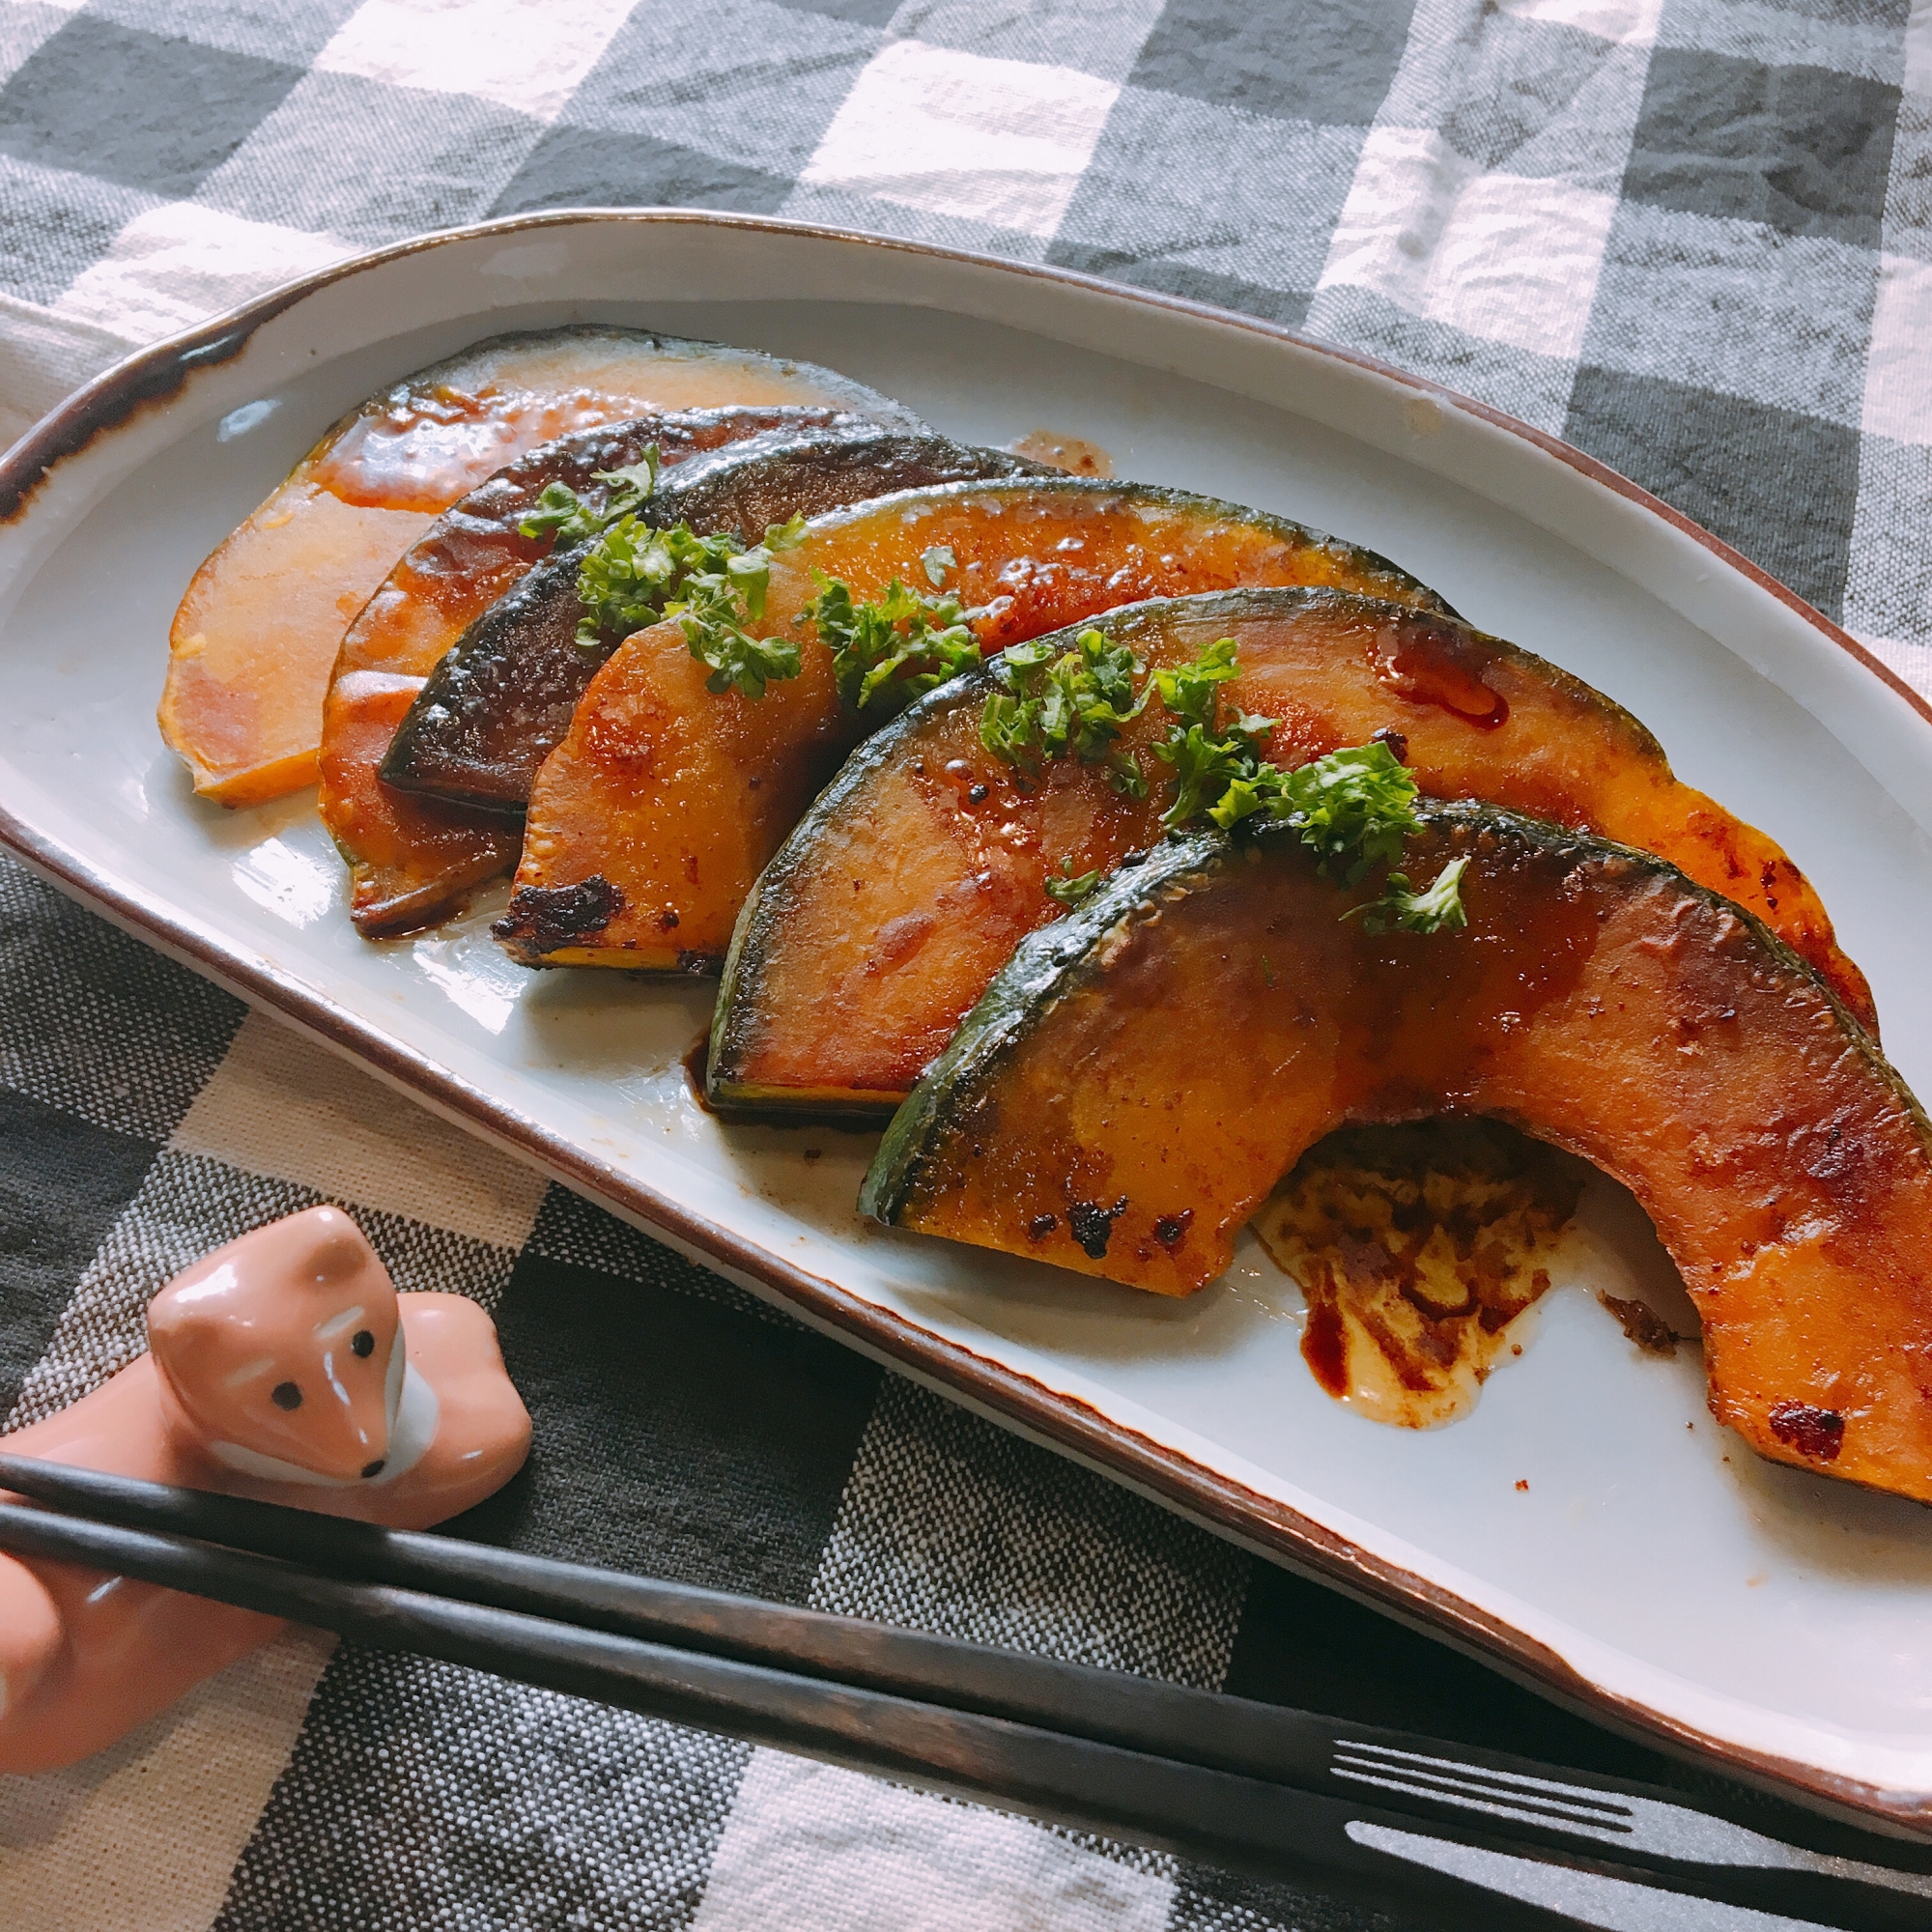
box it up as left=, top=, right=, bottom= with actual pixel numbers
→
left=0, top=1490, right=1579, bottom=1931
left=2, top=1458, right=1924, bottom=1929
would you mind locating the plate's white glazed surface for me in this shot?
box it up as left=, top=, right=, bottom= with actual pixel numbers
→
left=3, top=214, right=1931, bottom=1829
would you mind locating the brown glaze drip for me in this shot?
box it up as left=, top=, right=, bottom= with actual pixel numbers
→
left=1302, top=1294, right=1350, bottom=1398
left=0, top=1207, right=529, bottom=1773
left=1254, top=1120, right=1585, bottom=1428
left=682, top=1029, right=716, bottom=1113
left=1369, top=614, right=1508, bottom=729
left=1009, top=431, right=1114, bottom=477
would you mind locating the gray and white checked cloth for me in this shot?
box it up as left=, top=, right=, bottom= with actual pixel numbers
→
left=0, top=3, right=1926, bottom=1928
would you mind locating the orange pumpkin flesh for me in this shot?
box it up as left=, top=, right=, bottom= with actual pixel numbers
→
left=710, top=590, right=1875, bottom=1117
left=860, top=805, right=1932, bottom=1504
left=316, top=406, right=893, bottom=938
left=161, top=328, right=901, bottom=808
left=505, top=482, right=1450, bottom=969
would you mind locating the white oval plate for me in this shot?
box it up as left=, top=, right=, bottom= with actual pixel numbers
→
left=4, top=212, right=1930, bottom=1835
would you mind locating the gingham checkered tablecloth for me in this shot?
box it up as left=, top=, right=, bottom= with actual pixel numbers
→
left=1, top=4, right=1926, bottom=1928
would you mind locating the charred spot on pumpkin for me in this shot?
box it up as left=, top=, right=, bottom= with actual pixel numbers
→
left=1769, top=1399, right=1844, bottom=1463
left=1598, top=1291, right=1679, bottom=1357
left=659, top=908, right=680, bottom=931
left=1371, top=725, right=1409, bottom=764
left=1027, top=1213, right=1058, bottom=1240
left=494, top=874, right=625, bottom=949
left=1067, top=1196, right=1128, bottom=1259
left=1154, top=1209, right=1194, bottom=1248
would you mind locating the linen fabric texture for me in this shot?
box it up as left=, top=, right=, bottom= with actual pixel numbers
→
left=0, top=1, right=1924, bottom=1927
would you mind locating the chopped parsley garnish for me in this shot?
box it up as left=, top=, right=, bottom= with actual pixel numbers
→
left=1149, top=633, right=1238, bottom=729
left=1043, top=859, right=1102, bottom=907
left=518, top=449, right=810, bottom=699
left=979, top=630, right=1463, bottom=932
left=1155, top=717, right=1275, bottom=831
left=1345, top=856, right=1469, bottom=935
left=800, top=569, right=984, bottom=719
left=573, top=511, right=808, bottom=702
left=1225, top=741, right=1421, bottom=881
left=518, top=450, right=661, bottom=546
left=668, top=516, right=808, bottom=700
left=980, top=628, right=1150, bottom=795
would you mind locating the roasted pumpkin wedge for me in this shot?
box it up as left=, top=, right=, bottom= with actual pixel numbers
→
left=860, top=804, right=1932, bottom=1503
left=710, top=590, right=1876, bottom=1117
left=161, top=328, right=912, bottom=806
left=319, top=407, right=904, bottom=937
left=383, top=430, right=1050, bottom=816
left=503, top=481, right=1450, bottom=970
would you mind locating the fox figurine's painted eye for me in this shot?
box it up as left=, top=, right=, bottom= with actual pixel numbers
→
left=147, top=1206, right=405, bottom=1484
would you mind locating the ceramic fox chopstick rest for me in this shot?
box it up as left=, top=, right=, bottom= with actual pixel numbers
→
left=0, top=1206, right=529, bottom=1772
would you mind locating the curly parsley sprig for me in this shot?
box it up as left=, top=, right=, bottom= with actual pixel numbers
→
left=799, top=554, right=987, bottom=720
left=1345, top=856, right=1470, bottom=935
left=667, top=516, right=808, bottom=700
left=978, top=629, right=1463, bottom=931
left=516, top=449, right=812, bottom=697
left=805, top=577, right=980, bottom=716
left=979, top=627, right=1151, bottom=796
left=1043, top=858, right=1103, bottom=908
left=569, top=509, right=809, bottom=702
left=518, top=450, right=662, bottom=547
left=1213, top=741, right=1421, bottom=874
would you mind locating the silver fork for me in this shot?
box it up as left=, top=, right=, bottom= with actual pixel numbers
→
left=1331, top=1738, right=1932, bottom=1900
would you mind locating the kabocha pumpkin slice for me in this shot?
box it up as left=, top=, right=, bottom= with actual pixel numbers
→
left=503, top=479, right=1451, bottom=970
left=859, top=804, right=1932, bottom=1504
left=319, top=407, right=909, bottom=937
left=709, top=589, right=1875, bottom=1118
left=383, top=431, right=1050, bottom=816
left=161, top=327, right=913, bottom=806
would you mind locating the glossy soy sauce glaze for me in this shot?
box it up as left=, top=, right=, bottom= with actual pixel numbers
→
left=163, top=328, right=896, bottom=806
left=1008, top=430, right=1115, bottom=477
left=386, top=432, right=1050, bottom=818
left=510, top=482, right=1450, bottom=971
left=864, top=803, right=1932, bottom=1504
left=320, top=406, right=891, bottom=938
left=708, top=589, right=1875, bottom=1123
left=1252, top=1120, right=1585, bottom=1427
left=1369, top=608, right=1509, bottom=728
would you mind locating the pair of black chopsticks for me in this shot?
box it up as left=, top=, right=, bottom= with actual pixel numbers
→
left=0, top=1455, right=1923, bottom=1932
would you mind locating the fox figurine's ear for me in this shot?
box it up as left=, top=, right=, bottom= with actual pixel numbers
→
left=148, top=1207, right=403, bottom=1484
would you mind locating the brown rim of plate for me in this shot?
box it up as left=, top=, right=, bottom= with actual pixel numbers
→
left=3, top=209, right=1928, bottom=1842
